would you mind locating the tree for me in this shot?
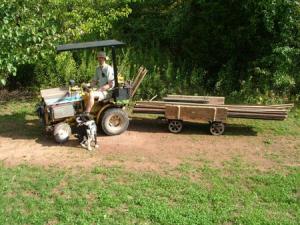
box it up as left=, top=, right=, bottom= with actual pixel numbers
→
left=0, top=0, right=59, bottom=85
left=116, top=0, right=300, bottom=100
left=0, top=0, right=132, bottom=86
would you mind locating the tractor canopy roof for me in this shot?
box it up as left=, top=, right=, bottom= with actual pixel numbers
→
left=56, top=40, right=125, bottom=52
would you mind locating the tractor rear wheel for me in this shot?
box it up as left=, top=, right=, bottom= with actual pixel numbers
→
left=53, top=122, right=71, bottom=143
left=101, top=108, right=129, bottom=136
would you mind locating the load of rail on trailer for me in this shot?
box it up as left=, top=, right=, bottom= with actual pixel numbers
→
left=132, top=95, right=293, bottom=135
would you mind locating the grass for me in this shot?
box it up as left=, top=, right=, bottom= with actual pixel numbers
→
left=0, top=99, right=42, bottom=139
left=0, top=99, right=299, bottom=224
left=0, top=163, right=299, bottom=225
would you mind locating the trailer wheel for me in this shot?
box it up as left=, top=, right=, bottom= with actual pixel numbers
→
left=53, top=122, right=71, bottom=143
left=209, top=122, right=225, bottom=136
left=101, top=108, right=129, bottom=136
left=168, top=120, right=183, bottom=133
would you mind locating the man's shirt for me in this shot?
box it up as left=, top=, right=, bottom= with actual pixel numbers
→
left=93, top=63, right=115, bottom=89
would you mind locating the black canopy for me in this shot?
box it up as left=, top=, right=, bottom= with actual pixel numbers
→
left=56, top=40, right=125, bottom=52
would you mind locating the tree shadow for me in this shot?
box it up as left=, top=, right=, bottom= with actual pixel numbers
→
left=0, top=112, right=83, bottom=149
left=128, top=118, right=257, bottom=136
left=0, top=112, right=257, bottom=150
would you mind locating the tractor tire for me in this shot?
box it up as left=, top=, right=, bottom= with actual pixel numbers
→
left=53, top=122, right=72, bottom=143
left=101, top=108, right=129, bottom=136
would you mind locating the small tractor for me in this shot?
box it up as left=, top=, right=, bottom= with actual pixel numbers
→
left=37, top=40, right=147, bottom=149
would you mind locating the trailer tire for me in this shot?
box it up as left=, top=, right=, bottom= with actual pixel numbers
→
left=168, top=120, right=183, bottom=133
left=53, top=122, right=71, bottom=143
left=101, top=108, right=129, bottom=136
left=209, top=122, right=225, bottom=136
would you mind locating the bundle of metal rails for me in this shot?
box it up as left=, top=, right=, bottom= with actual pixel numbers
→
left=133, top=95, right=293, bottom=121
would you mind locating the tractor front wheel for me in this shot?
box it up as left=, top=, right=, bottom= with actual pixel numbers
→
left=101, top=108, right=129, bottom=136
left=53, top=122, right=72, bottom=143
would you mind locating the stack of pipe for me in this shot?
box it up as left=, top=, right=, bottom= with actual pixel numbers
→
left=133, top=102, right=165, bottom=115
left=132, top=97, right=293, bottom=121
left=226, top=105, right=291, bottom=120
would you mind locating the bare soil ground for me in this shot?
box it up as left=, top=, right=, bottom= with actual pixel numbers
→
left=0, top=118, right=299, bottom=172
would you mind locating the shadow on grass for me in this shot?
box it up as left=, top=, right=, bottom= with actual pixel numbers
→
left=129, top=118, right=257, bottom=136
left=0, top=112, right=83, bottom=149
left=0, top=112, right=257, bottom=150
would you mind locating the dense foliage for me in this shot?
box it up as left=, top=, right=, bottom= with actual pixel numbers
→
left=1, top=0, right=299, bottom=102
left=0, top=0, right=58, bottom=84
left=0, top=0, right=131, bottom=86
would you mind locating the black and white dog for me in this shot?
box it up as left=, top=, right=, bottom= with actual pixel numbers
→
left=75, top=115, right=98, bottom=151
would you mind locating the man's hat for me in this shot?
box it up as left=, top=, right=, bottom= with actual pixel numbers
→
left=97, top=51, right=108, bottom=60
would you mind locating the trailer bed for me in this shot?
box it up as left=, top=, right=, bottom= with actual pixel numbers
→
left=133, top=101, right=292, bottom=121
left=131, top=96, right=293, bottom=135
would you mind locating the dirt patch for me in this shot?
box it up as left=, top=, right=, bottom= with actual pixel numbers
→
left=0, top=119, right=299, bottom=172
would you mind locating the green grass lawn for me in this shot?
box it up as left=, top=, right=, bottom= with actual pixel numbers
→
left=0, top=163, right=299, bottom=225
left=0, top=100, right=299, bottom=224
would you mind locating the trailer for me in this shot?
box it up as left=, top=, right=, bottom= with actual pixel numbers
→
left=132, top=95, right=293, bottom=135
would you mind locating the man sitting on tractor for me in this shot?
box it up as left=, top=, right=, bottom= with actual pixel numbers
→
left=85, top=51, right=115, bottom=114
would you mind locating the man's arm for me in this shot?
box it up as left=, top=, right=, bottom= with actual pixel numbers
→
left=98, top=80, right=113, bottom=92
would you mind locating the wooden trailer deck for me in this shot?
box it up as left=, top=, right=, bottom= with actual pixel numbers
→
left=132, top=95, right=293, bottom=135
